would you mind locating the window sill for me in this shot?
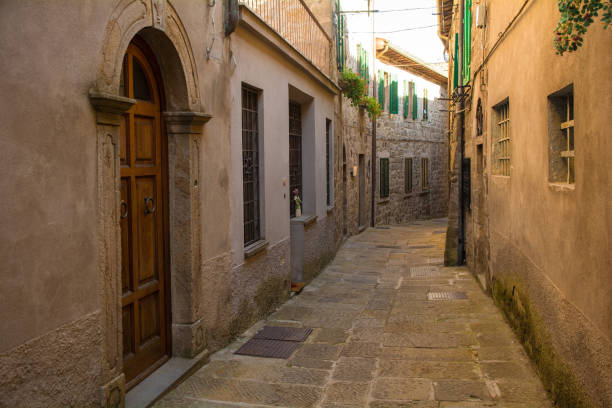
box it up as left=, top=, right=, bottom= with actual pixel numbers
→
left=377, top=197, right=390, bottom=204
left=244, top=239, right=269, bottom=259
left=419, top=190, right=429, bottom=196
left=290, top=214, right=317, bottom=226
left=548, top=182, right=575, bottom=193
left=403, top=193, right=412, bottom=199
left=326, top=205, right=334, bottom=214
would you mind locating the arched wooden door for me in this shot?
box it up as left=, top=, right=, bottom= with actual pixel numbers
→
left=119, top=39, right=169, bottom=388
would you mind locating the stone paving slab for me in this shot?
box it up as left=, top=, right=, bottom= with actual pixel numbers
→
left=154, top=219, right=551, bottom=408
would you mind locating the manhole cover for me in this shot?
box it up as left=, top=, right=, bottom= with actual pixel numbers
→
left=427, top=291, right=468, bottom=300
left=410, top=266, right=440, bottom=278
left=253, top=326, right=312, bottom=342
left=235, top=339, right=301, bottom=359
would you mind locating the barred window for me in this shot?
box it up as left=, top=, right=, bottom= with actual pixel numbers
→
left=421, top=157, right=429, bottom=191
left=404, top=157, right=413, bottom=193
left=242, top=85, right=261, bottom=246
left=289, top=101, right=302, bottom=217
left=493, top=99, right=510, bottom=176
left=326, top=119, right=332, bottom=206
left=548, top=85, right=574, bottom=184
left=380, top=158, right=389, bottom=198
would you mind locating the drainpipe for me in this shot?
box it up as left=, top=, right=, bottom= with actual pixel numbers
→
left=371, top=0, right=376, bottom=228
left=457, top=0, right=465, bottom=265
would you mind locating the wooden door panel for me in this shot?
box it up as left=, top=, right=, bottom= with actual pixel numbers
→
left=134, top=115, right=156, bottom=166
left=123, top=304, right=135, bottom=358
left=139, top=292, right=161, bottom=345
left=135, top=176, right=158, bottom=285
left=120, top=115, right=129, bottom=166
left=121, top=178, right=133, bottom=294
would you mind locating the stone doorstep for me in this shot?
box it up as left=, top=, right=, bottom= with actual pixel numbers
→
left=126, top=350, right=209, bottom=408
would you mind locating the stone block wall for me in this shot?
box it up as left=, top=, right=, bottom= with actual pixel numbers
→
left=375, top=94, right=449, bottom=225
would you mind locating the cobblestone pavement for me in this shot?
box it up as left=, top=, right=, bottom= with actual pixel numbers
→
left=155, top=219, right=551, bottom=408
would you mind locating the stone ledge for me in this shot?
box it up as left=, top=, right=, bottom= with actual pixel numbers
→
left=548, top=182, right=575, bottom=193
left=244, top=239, right=269, bottom=259
left=291, top=214, right=317, bottom=226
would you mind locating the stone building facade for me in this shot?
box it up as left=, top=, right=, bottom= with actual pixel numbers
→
left=0, top=0, right=349, bottom=406
left=439, top=0, right=612, bottom=405
left=375, top=95, right=449, bottom=225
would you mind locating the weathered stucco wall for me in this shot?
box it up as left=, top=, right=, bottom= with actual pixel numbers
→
left=0, top=0, right=235, bottom=405
left=446, top=0, right=612, bottom=405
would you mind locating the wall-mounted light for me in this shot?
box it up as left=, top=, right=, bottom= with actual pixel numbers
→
left=352, top=166, right=358, bottom=177
left=208, top=0, right=216, bottom=6
left=475, top=4, right=486, bottom=28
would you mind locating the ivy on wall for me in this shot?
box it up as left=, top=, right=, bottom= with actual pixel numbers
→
left=555, top=0, right=611, bottom=55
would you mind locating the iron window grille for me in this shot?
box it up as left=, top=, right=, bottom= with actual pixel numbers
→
left=493, top=100, right=510, bottom=176
left=242, top=84, right=261, bottom=246
left=289, top=102, right=302, bottom=217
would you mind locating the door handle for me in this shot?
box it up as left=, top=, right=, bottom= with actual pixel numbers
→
left=120, top=200, right=129, bottom=219
left=144, top=196, right=156, bottom=215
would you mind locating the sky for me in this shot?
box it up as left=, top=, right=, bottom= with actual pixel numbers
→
left=341, top=0, right=447, bottom=72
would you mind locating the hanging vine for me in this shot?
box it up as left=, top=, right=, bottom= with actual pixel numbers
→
left=554, top=0, right=611, bottom=55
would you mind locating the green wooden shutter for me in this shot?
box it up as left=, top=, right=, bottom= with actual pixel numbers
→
left=403, top=80, right=409, bottom=119
left=390, top=75, right=399, bottom=114
left=463, top=0, right=472, bottom=85
left=336, top=2, right=345, bottom=71
left=412, top=82, right=418, bottom=120
left=453, top=33, right=459, bottom=89
left=378, top=70, right=385, bottom=110
left=423, top=88, right=428, bottom=120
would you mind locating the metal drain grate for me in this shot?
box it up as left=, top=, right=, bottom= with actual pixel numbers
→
left=253, top=326, right=312, bottom=342
left=427, top=291, right=468, bottom=300
left=407, top=245, right=435, bottom=249
left=235, top=339, right=301, bottom=359
left=376, top=245, right=401, bottom=249
left=410, top=266, right=440, bottom=278
left=235, top=326, right=312, bottom=358
left=433, top=230, right=446, bottom=234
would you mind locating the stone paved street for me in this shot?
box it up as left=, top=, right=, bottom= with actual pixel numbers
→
left=155, top=219, right=551, bottom=408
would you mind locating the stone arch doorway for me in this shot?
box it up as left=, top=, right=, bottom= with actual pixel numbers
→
left=119, top=36, right=169, bottom=388
left=89, top=1, right=212, bottom=402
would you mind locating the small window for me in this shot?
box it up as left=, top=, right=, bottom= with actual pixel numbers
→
left=476, top=98, right=483, bottom=136
left=326, top=119, right=333, bottom=206
left=380, top=158, right=389, bottom=198
left=493, top=99, right=510, bottom=176
left=132, top=59, right=152, bottom=101
left=242, top=84, right=261, bottom=246
left=421, top=157, right=429, bottom=191
left=548, top=85, right=574, bottom=184
left=404, top=158, right=413, bottom=194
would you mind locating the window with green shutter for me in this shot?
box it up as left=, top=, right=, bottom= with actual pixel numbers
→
left=336, top=1, right=345, bottom=72
left=378, top=70, right=385, bottom=110
left=453, top=33, right=459, bottom=90
left=358, top=45, right=369, bottom=91
left=403, top=80, right=409, bottom=119
left=380, top=158, right=389, bottom=198
left=423, top=88, right=428, bottom=121
left=463, top=0, right=472, bottom=85
left=412, top=82, right=418, bottom=120
left=390, top=75, right=399, bottom=114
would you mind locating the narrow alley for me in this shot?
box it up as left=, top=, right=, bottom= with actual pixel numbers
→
left=154, top=220, right=550, bottom=408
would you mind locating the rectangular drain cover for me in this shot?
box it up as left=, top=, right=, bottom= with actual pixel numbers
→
left=235, top=339, right=301, bottom=359
left=427, top=291, right=468, bottom=300
left=410, top=266, right=440, bottom=278
left=253, top=326, right=312, bottom=342
left=407, top=245, right=435, bottom=249
left=376, top=245, right=401, bottom=249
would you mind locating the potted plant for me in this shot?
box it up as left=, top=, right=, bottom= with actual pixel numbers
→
left=293, top=188, right=302, bottom=217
